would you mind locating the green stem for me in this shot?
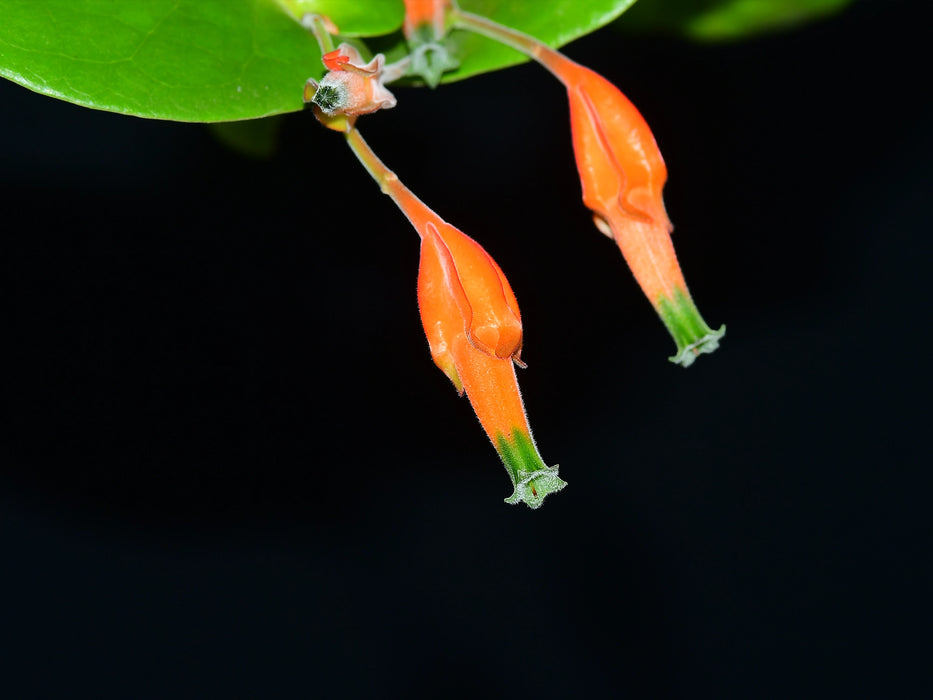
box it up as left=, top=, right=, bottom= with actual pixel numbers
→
left=343, top=128, right=434, bottom=238
left=303, top=14, right=336, bottom=54
left=344, top=128, right=396, bottom=192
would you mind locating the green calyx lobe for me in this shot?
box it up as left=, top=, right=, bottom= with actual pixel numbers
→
left=496, top=428, right=566, bottom=509
left=656, top=287, right=726, bottom=368
left=404, top=20, right=459, bottom=87
left=407, top=42, right=460, bottom=87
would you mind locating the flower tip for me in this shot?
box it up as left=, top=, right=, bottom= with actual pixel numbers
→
left=504, top=466, right=567, bottom=509
left=496, top=429, right=564, bottom=509
left=669, top=324, right=726, bottom=368
left=656, top=288, right=725, bottom=368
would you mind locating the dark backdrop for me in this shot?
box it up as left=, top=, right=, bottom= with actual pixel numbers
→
left=2, top=0, right=930, bottom=696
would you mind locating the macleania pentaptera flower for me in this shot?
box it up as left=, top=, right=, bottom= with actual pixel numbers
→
left=451, top=8, right=725, bottom=366
left=544, top=51, right=725, bottom=366
left=344, top=127, right=566, bottom=508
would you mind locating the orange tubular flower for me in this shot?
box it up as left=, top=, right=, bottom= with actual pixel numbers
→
left=451, top=9, right=725, bottom=367
left=540, top=54, right=725, bottom=366
left=345, top=128, right=565, bottom=508
left=403, top=0, right=450, bottom=41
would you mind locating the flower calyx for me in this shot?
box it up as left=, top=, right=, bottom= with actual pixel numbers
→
left=403, top=0, right=459, bottom=87
left=304, top=44, right=398, bottom=118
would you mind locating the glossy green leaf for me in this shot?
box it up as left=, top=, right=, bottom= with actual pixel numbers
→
left=0, top=0, right=326, bottom=122
left=1, top=0, right=638, bottom=122
left=619, top=0, right=856, bottom=41
left=319, top=0, right=643, bottom=86
left=441, top=0, right=640, bottom=83
left=275, top=0, right=405, bottom=38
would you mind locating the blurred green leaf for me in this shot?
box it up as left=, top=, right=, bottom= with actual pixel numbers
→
left=619, top=0, right=856, bottom=41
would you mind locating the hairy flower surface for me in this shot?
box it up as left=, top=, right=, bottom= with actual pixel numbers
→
left=449, top=8, right=725, bottom=366
left=308, top=44, right=397, bottom=117
left=417, top=219, right=565, bottom=509
left=540, top=53, right=725, bottom=366
left=343, top=128, right=565, bottom=508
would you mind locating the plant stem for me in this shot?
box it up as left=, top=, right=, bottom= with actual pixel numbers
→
left=450, top=7, right=570, bottom=82
left=302, top=14, right=336, bottom=54
left=343, top=128, right=434, bottom=237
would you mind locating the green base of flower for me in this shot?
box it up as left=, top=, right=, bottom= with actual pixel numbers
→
left=656, top=288, right=726, bottom=368
left=504, top=467, right=567, bottom=509
left=406, top=23, right=460, bottom=88
left=496, top=429, right=566, bottom=509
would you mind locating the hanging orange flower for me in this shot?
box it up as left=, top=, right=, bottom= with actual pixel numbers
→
left=450, top=8, right=725, bottom=366
left=344, top=127, right=566, bottom=508
left=546, top=55, right=725, bottom=366
left=417, top=218, right=565, bottom=509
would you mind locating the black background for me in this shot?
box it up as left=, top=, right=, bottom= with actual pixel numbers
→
left=2, top=0, right=930, bottom=697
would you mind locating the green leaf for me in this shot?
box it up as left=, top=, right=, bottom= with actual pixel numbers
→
left=0, top=0, right=642, bottom=122
left=367, top=0, right=640, bottom=85
left=274, top=0, right=405, bottom=38
left=619, top=0, right=856, bottom=41
left=441, top=0, right=640, bottom=83
left=0, top=0, right=346, bottom=122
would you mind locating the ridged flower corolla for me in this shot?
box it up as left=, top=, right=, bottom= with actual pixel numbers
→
left=345, top=128, right=566, bottom=508
left=539, top=52, right=725, bottom=366
left=452, top=8, right=725, bottom=366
